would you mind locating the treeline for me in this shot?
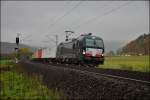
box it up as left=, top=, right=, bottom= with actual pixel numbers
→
left=117, top=33, right=150, bottom=56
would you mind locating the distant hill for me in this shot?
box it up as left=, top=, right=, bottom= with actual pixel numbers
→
left=119, top=33, right=150, bottom=55
left=0, top=42, right=37, bottom=54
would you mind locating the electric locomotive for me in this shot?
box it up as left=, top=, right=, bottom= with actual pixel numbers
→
left=56, top=33, right=104, bottom=66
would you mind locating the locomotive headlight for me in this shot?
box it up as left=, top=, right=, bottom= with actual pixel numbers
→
left=83, top=51, right=86, bottom=54
left=83, top=50, right=86, bottom=54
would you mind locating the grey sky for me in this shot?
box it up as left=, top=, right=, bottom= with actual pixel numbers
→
left=1, top=1, right=149, bottom=47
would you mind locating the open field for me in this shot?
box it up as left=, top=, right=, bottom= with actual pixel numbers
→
left=0, top=60, right=12, bottom=64
left=100, top=56, right=150, bottom=72
left=0, top=60, right=59, bottom=100
left=0, top=60, right=13, bottom=68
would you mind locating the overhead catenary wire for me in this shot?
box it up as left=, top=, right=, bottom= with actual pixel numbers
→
left=60, top=1, right=113, bottom=35
left=72, top=1, right=132, bottom=31
left=17, top=33, right=33, bottom=44
left=46, top=1, right=132, bottom=44
left=20, top=34, right=32, bottom=42
left=45, top=1, right=83, bottom=44
left=51, top=1, right=131, bottom=38
left=48, top=0, right=83, bottom=31
left=50, top=1, right=112, bottom=40
left=47, top=1, right=70, bottom=28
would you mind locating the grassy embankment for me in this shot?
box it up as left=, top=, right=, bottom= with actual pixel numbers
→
left=0, top=59, right=60, bottom=100
left=100, top=56, right=149, bottom=72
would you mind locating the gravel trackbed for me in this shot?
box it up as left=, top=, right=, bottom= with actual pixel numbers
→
left=16, top=61, right=150, bottom=100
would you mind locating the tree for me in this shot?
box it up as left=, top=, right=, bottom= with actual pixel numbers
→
left=18, top=48, right=32, bottom=59
left=120, top=33, right=150, bottom=55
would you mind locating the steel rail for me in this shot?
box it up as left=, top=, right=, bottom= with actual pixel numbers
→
left=30, top=61, right=150, bottom=85
left=47, top=64, right=150, bottom=85
left=86, top=71, right=150, bottom=84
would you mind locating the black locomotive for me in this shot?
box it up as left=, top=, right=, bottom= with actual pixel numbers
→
left=56, top=33, right=104, bottom=66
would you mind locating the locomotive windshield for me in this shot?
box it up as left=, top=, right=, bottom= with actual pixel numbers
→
left=85, top=38, right=104, bottom=48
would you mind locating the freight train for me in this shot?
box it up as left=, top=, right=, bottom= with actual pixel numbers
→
left=32, top=33, right=104, bottom=66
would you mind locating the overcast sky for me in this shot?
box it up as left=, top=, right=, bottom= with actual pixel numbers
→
left=1, top=1, right=149, bottom=47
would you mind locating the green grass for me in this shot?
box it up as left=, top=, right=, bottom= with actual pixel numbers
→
left=0, top=60, right=13, bottom=68
left=100, top=56, right=150, bottom=72
left=0, top=71, right=59, bottom=100
left=0, top=60, right=60, bottom=100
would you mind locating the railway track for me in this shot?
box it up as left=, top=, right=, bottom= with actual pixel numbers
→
left=46, top=63, right=150, bottom=85
left=18, top=61, right=150, bottom=99
left=32, top=61, right=150, bottom=85
left=75, top=68, right=150, bottom=85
